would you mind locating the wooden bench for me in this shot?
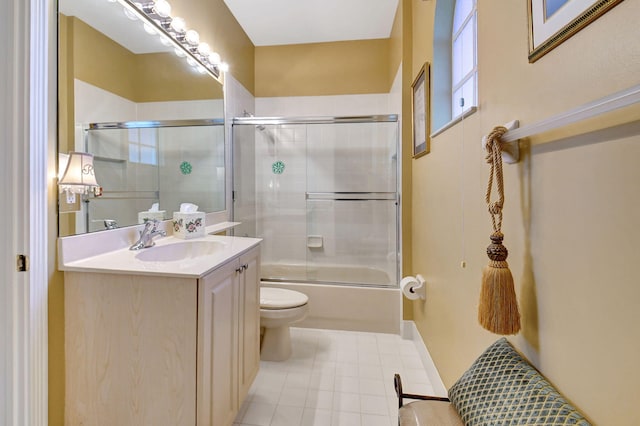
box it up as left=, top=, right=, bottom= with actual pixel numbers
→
left=394, top=338, right=591, bottom=425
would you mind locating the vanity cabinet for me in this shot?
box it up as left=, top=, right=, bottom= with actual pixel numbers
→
left=197, top=248, right=260, bottom=425
left=64, top=246, right=260, bottom=426
left=237, top=249, right=260, bottom=403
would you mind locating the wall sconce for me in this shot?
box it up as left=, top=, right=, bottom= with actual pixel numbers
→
left=58, top=152, right=101, bottom=203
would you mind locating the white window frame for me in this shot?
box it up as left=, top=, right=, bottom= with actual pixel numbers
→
left=451, top=0, right=478, bottom=119
left=431, top=0, right=478, bottom=136
left=128, top=128, right=159, bottom=166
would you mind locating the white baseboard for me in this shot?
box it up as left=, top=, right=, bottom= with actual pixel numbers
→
left=401, top=320, right=448, bottom=397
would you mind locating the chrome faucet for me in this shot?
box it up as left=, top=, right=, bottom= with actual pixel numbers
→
left=129, top=219, right=166, bottom=250
left=104, top=219, right=118, bottom=230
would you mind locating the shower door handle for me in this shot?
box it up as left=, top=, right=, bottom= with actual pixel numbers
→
left=305, top=192, right=396, bottom=201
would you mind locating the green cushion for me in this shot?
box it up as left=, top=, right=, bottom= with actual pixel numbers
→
left=448, top=338, right=591, bottom=425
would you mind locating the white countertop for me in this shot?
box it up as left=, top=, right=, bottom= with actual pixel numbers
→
left=59, top=234, right=262, bottom=278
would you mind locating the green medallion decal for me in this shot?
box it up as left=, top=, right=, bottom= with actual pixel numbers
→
left=180, top=161, right=192, bottom=175
left=272, top=160, right=285, bottom=174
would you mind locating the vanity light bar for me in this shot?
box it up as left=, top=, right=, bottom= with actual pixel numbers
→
left=113, top=0, right=228, bottom=81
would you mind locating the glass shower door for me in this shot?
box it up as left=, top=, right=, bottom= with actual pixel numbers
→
left=304, top=121, right=398, bottom=287
left=232, top=116, right=399, bottom=288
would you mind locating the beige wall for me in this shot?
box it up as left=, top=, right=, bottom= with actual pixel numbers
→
left=388, top=3, right=403, bottom=86
left=62, top=15, right=221, bottom=103
left=170, top=0, right=255, bottom=94
left=255, top=39, right=391, bottom=97
left=71, top=16, right=137, bottom=100
left=410, top=1, right=640, bottom=424
left=135, top=53, right=222, bottom=102
left=52, top=0, right=640, bottom=424
left=397, top=0, right=414, bottom=320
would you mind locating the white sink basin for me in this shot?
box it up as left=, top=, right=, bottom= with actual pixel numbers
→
left=135, top=240, right=226, bottom=262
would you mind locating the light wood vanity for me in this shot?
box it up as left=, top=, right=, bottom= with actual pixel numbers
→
left=61, top=234, right=260, bottom=426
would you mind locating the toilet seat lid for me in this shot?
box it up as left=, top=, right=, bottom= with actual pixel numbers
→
left=260, top=287, right=308, bottom=309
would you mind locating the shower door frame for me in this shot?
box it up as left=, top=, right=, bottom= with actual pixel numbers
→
left=80, top=118, right=225, bottom=234
left=231, top=114, right=401, bottom=289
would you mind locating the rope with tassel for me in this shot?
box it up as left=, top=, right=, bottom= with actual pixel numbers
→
left=478, top=126, right=521, bottom=335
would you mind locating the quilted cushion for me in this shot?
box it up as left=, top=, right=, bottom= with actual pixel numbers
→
left=448, top=338, right=591, bottom=425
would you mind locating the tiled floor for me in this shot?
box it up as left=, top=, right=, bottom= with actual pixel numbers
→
left=233, top=327, right=435, bottom=426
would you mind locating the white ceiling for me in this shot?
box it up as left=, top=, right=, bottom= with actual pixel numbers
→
left=223, top=0, right=400, bottom=46
left=60, top=0, right=400, bottom=54
left=60, top=0, right=173, bottom=54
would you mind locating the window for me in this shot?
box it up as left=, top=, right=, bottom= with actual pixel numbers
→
left=432, top=0, right=478, bottom=133
left=129, top=128, right=158, bottom=165
left=451, top=0, right=477, bottom=118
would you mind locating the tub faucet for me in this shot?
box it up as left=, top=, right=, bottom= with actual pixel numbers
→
left=129, top=219, right=166, bottom=250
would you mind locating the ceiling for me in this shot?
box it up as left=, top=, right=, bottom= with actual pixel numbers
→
left=223, top=0, right=400, bottom=46
left=60, top=0, right=173, bottom=54
left=60, top=0, right=400, bottom=54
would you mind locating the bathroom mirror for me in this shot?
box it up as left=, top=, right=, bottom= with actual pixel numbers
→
left=58, top=0, right=225, bottom=237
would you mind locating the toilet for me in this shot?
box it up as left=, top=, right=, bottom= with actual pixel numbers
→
left=260, top=287, right=309, bottom=361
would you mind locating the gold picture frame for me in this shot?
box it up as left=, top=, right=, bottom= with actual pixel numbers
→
left=528, top=0, right=624, bottom=62
left=411, top=62, right=430, bottom=158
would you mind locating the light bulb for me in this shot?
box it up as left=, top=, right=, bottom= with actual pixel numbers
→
left=143, top=22, right=156, bottom=35
left=197, top=42, right=210, bottom=56
left=159, top=35, right=172, bottom=46
left=185, top=29, right=199, bottom=46
left=153, top=0, right=171, bottom=18
left=170, top=17, right=186, bottom=33
left=186, top=57, right=197, bottom=67
left=174, top=47, right=186, bottom=57
left=219, top=62, right=229, bottom=72
left=197, top=65, right=206, bottom=74
left=123, top=6, right=138, bottom=21
left=208, top=52, right=221, bottom=65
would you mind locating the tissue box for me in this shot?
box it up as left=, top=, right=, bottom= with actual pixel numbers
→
left=172, top=212, right=205, bottom=239
left=138, top=210, right=166, bottom=224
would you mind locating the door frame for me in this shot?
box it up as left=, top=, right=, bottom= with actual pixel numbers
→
left=1, top=0, right=54, bottom=424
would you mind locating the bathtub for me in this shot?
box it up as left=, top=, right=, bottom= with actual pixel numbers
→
left=260, top=263, right=401, bottom=334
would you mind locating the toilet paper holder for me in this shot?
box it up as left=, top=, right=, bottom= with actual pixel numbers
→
left=401, top=274, right=426, bottom=300
left=411, top=275, right=426, bottom=299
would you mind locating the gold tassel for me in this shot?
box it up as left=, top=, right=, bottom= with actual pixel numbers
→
left=479, top=126, right=521, bottom=335
left=478, top=232, right=520, bottom=335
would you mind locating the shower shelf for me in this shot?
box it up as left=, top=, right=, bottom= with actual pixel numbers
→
left=307, top=235, right=323, bottom=248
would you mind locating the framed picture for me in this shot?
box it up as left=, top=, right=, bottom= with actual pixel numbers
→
left=528, top=0, right=624, bottom=62
left=411, top=62, right=430, bottom=158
